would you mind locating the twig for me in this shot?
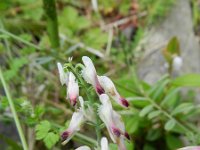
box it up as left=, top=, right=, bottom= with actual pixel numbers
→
left=101, top=11, right=147, bottom=31
left=45, top=100, right=72, bottom=116
left=64, top=36, right=105, bottom=58
left=0, top=68, right=28, bottom=150
left=106, top=28, right=113, bottom=56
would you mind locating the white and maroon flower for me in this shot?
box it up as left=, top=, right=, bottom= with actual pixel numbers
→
left=75, top=146, right=91, bottom=150
left=82, top=56, right=105, bottom=95
left=98, top=94, right=129, bottom=150
left=67, top=72, right=79, bottom=106
left=57, top=62, right=68, bottom=86
left=98, top=76, right=129, bottom=107
left=61, top=111, right=85, bottom=145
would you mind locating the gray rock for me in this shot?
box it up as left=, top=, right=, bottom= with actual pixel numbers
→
left=137, top=0, right=200, bottom=84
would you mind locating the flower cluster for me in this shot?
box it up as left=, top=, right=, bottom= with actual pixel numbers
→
left=57, top=56, right=130, bottom=149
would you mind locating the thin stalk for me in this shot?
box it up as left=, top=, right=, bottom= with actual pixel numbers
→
left=0, top=29, right=42, bottom=50
left=0, top=68, right=28, bottom=150
left=42, top=0, right=60, bottom=48
left=0, top=20, right=12, bottom=60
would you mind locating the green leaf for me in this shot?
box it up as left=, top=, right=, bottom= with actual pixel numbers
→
left=172, top=74, right=200, bottom=87
left=124, top=115, right=140, bottom=134
left=139, top=105, right=154, bottom=117
left=166, top=134, right=183, bottom=150
left=44, top=132, right=59, bottom=149
left=171, top=103, right=194, bottom=115
left=167, top=37, right=180, bottom=54
left=0, top=134, right=22, bottom=150
left=161, top=88, right=180, bottom=106
left=148, top=110, right=161, bottom=119
left=146, top=128, right=162, bottom=141
left=165, top=119, right=176, bottom=131
left=35, top=120, right=51, bottom=140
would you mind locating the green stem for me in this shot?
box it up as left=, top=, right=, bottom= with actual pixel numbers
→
left=0, top=68, right=28, bottom=150
left=43, top=0, right=60, bottom=48
left=74, top=133, right=97, bottom=146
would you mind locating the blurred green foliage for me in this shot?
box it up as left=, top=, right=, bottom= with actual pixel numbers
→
left=1, top=0, right=200, bottom=150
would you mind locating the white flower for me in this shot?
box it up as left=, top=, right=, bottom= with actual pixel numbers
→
left=91, top=0, right=98, bottom=12
left=101, top=137, right=109, bottom=150
left=61, top=111, right=85, bottom=145
left=57, top=62, right=68, bottom=85
left=177, top=146, right=200, bottom=150
left=67, top=72, right=79, bottom=106
left=75, top=146, right=91, bottom=150
left=98, top=94, right=129, bottom=147
left=82, top=56, right=105, bottom=95
left=172, top=56, right=183, bottom=71
left=78, top=96, right=96, bottom=122
left=98, top=76, right=129, bottom=107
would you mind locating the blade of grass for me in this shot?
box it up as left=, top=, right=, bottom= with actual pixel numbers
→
left=0, top=28, right=42, bottom=50
left=0, top=68, right=28, bottom=150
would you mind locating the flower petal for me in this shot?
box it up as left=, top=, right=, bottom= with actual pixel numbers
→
left=57, top=62, right=68, bottom=85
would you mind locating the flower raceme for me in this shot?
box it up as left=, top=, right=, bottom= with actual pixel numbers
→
left=82, top=56, right=105, bottom=95
left=98, top=76, right=129, bottom=107
left=98, top=94, right=129, bottom=149
left=57, top=56, right=129, bottom=149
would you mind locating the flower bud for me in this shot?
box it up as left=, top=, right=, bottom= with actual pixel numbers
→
left=67, top=72, right=79, bottom=106
left=61, top=111, right=85, bottom=145
left=98, top=94, right=129, bottom=147
left=172, top=56, right=183, bottom=71
left=57, top=62, right=68, bottom=85
left=82, top=56, right=104, bottom=95
left=98, top=76, right=129, bottom=107
left=101, top=137, right=109, bottom=150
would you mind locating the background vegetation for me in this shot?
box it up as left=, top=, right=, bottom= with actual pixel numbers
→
left=0, top=0, right=200, bottom=150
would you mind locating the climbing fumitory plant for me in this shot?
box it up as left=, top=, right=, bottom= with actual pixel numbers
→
left=57, top=56, right=130, bottom=150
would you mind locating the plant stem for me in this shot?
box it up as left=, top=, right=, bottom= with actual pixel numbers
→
left=42, top=0, right=60, bottom=48
left=0, top=68, right=28, bottom=150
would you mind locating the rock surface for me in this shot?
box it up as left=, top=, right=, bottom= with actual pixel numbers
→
left=137, top=0, right=200, bottom=84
